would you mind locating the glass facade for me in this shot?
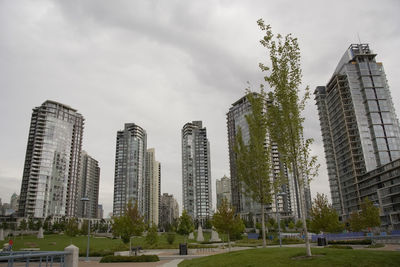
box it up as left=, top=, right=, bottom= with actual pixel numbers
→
left=182, top=121, right=212, bottom=223
left=19, top=100, right=84, bottom=218
left=113, top=123, right=147, bottom=217
left=315, top=44, right=400, bottom=218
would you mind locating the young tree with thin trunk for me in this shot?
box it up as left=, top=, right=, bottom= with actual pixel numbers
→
left=212, top=198, right=245, bottom=251
left=177, top=210, right=194, bottom=244
left=257, top=19, right=319, bottom=257
left=234, top=91, right=272, bottom=248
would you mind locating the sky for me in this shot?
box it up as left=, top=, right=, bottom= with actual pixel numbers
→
left=1, top=0, right=400, bottom=217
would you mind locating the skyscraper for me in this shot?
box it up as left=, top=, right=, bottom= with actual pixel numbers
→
left=227, top=94, right=311, bottom=221
left=181, top=121, right=212, bottom=223
left=77, top=151, right=100, bottom=218
left=145, top=148, right=161, bottom=226
left=315, top=44, right=400, bottom=218
left=113, top=123, right=147, bottom=217
left=216, top=175, right=231, bottom=208
left=18, top=100, right=84, bottom=218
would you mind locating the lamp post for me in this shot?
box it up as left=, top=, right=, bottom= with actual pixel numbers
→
left=81, top=197, right=90, bottom=262
left=275, top=192, right=286, bottom=248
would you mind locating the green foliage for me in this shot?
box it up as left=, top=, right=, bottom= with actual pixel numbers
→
left=310, top=193, right=344, bottom=233
left=326, top=245, right=353, bottom=249
left=204, top=219, right=212, bottom=229
left=19, top=219, right=27, bottom=231
left=112, top=200, right=145, bottom=244
left=288, top=221, right=295, bottom=230
left=280, top=220, right=286, bottom=231
left=212, top=198, right=245, bottom=249
left=65, top=218, right=79, bottom=237
left=146, top=224, right=158, bottom=246
left=367, top=243, right=384, bottom=248
left=177, top=210, right=194, bottom=238
left=99, top=255, right=159, bottom=263
left=360, top=198, right=381, bottom=229
left=256, top=18, right=319, bottom=257
left=80, top=220, right=89, bottom=235
left=234, top=91, right=272, bottom=248
left=295, top=220, right=303, bottom=231
left=348, top=198, right=381, bottom=232
left=167, top=232, right=175, bottom=244
left=328, top=239, right=372, bottom=245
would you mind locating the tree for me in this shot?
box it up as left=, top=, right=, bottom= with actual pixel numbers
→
left=146, top=224, right=159, bottom=246
left=212, top=198, right=245, bottom=251
left=65, top=218, right=79, bottom=237
left=112, top=200, right=144, bottom=245
left=309, top=193, right=344, bottom=233
left=19, top=219, right=27, bottom=240
left=234, top=91, right=272, bottom=248
left=348, top=198, right=380, bottom=231
left=257, top=19, right=319, bottom=257
left=348, top=212, right=363, bottom=232
left=360, top=198, right=381, bottom=229
left=288, top=221, right=295, bottom=230
left=177, top=210, right=194, bottom=243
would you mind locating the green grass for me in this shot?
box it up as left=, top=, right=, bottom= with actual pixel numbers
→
left=178, top=247, right=400, bottom=267
left=8, top=232, right=219, bottom=254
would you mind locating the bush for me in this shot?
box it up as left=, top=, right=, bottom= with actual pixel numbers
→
left=328, top=239, right=372, bottom=245
left=99, top=255, right=159, bottom=263
left=167, top=232, right=175, bottom=244
left=367, top=243, right=385, bottom=248
left=146, top=225, right=158, bottom=245
left=326, top=245, right=353, bottom=249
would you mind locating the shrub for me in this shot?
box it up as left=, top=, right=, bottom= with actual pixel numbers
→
left=167, top=232, right=175, bottom=244
left=99, top=255, right=159, bottom=263
left=367, top=243, right=385, bottom=248
left=146, top=224, right=158, bottom=245
left=326, top=245, right=353, bottom=249
left=328, top=239, right=372, bottom=245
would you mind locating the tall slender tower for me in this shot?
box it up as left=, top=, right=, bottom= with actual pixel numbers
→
left=18, top=100, right=84, bottom=218
left=145, top=148, right=160, bottom=226
left=315, top=44, right=400, bottom=217
left=181, top=121, right=212, bottom=223
left=113, top=123, right=147, bottom=216
left=77, top=151, right=100, bottom=218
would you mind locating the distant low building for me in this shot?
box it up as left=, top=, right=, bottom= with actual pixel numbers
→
left=160, top=193, right=179, bottom=231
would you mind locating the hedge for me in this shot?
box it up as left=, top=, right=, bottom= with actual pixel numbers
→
left=99, top=255, right=159, bottom=263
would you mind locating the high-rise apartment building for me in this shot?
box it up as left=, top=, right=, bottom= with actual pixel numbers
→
left=18, top=100, right=84, bottom=218
left=97, top=204, right=104, bottom=219
left=145, top=148, right=161, bottom=226
left=227, top=94, right=311, bottom=221
left=113, top=123, right=147, bottom=217
left=160, top=193, right=179, bottom=231
left=182, top=121, right=212, bottom=223
left=77, top=151, right=100, bottom=218
left=315, top=44, right=400, bottom=219
left=216, top=175, right=231, bottom=208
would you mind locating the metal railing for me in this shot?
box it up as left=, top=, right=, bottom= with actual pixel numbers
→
left=0, top=251, right=71, bottom=267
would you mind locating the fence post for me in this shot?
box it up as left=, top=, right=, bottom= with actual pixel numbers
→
left=64, top=245, right=79, bottom=267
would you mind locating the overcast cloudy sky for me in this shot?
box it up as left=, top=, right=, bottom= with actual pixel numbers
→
left=1, top=0, right=400, bottom=217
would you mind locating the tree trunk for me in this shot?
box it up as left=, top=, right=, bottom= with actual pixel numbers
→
left=228, top=233, right=231, bottom=252
left=261, top=203, right=266, bottom=248
left=299, top=183, right=311, bottom=257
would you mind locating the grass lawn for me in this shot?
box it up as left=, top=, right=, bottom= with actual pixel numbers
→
left=7, top=232, right=218, bottom=254
left=178, top=247, right=400, bottom=267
